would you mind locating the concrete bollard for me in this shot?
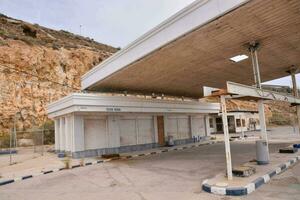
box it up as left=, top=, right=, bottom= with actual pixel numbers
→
left=256, top=140, right=269, bottom=165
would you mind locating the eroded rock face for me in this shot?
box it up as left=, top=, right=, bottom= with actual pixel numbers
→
left=0, top=39, right=114, bottom=133
left=226, top=99, right=272, bottom=117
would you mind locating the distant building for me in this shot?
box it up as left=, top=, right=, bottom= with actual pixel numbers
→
left=261, top=84, right=293, bottom=94
left=209, top=110, right=260, bottom=134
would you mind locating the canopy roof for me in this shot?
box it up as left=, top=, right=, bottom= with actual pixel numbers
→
left=82, top=0, right=300, bottom=98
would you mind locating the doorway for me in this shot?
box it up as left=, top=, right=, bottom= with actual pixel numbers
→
left=216, top=117, right=223, bottom=132
left=228, top=116, right=236, bottom=133
left=157, top=116, right=165, bottom=146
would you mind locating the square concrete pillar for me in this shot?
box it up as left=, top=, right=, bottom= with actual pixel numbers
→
left=204, top=115, right=211, bottom=137
left=65, top=116, right=70, bottom=152
left=54, top=119, right=60, bottom=151
left=153, top=116, right=158, bottom=143
left=69, top=115, right=75, bottom=152
left=190, top=116, right=194, bottom=137
left=59, top=117, right=65, bottom=151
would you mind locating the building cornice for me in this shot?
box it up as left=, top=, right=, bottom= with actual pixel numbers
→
left=47, top=93, right=220, bottom=118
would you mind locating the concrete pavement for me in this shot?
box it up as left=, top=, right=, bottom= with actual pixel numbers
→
left=0, top=141, right=298, bottom=200
left=245, top=163, right=300, bottom=200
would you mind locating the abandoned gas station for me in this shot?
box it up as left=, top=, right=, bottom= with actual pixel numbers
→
left=48, top=0, right=300, bottom=184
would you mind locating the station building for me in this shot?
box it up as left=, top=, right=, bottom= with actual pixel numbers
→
left=48, top=93, right=219, bottom=158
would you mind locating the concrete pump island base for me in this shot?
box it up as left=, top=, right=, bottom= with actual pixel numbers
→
left=202, top=151, right=300, bottom=196
left=201, top=80, right=300, bottom=196
left=47, top=93, right=219, bottom=158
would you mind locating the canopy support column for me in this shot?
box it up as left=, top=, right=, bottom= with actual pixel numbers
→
left=249, top=42, right=270, bottom=162
left=258, top=100, right=268, bottom=141
left=220, top=95, right=233, bottom=180
left=287, top=66, right=300, bottom=133
left=239, top=114, right=245, bottom=139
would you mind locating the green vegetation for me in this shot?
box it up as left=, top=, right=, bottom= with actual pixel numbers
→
left=269, top=111, right=295, bottom=126
left=0, top=134, right=10, bottom=148
left=63, top=156, right=71, bottom=169
left=40, top=120, right=55, bottom=145
left=0, top=29, right=6, bottom=35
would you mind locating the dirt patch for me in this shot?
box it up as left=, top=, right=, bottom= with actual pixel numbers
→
left=271, top=176, right=299, bottom=186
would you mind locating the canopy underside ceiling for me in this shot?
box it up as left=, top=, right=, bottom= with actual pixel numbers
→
left=89, top=0, right=300, bottom=98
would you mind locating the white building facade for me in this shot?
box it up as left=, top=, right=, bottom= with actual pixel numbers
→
left=48, top=93, right=219, bottom=158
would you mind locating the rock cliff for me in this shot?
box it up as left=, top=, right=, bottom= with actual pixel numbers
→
left=0, top=14, right=118, bottom=133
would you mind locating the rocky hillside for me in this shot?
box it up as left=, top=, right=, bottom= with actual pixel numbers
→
left=266, top=100, right=297, bottom=125
left=205, top=89, right=297, bottom=126
left=223, top=99, right=295, bottom=126
left=0, top=14, right=118, bottom=133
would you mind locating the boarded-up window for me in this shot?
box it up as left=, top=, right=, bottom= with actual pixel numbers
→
left=209, top=118, right=214, bottom=128
left=167, top=117, right=179, bottom=139
left=178, top=117, right=190, bottom=139
left=84, top=119, right=107, bottom=150
left=236, top=119, right=241, bottom=127
left=119, top=119, right=137, bottom=146
left=137, top=118, right=154, bottom=144
left=167, top=116, right=190, bottom=140
left=119, top=116, right=154, bottom=146
left=192, top=116, right=206, bottom=136
left=242, top=119, right=246, bottom=127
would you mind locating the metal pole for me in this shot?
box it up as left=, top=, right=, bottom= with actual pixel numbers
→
left=296, top=106, right=300, bottom=135
left=220, top=95, right=233, bottom=180
left=288, top=67, right=300, bottom=134
left=14, top=114, right=17, bottom=150
left=249, top=42, right=270, bottom=164
left=258, top=100, right=268, bottom=141
left=240, top=115, right=245, bottom=139
left=250, top=50, right=258, bottom=86
left=9, top=128, right=12, bottom=165
left=249, top=43, right=268, bottom=140
left=291, top=71, right=299, bottom=97
left=253, top=50, right=262, bottom=88
left=42, top=125, right=45, bottom=156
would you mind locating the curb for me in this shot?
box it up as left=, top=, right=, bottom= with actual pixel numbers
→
left=0, top=140, right=222, bottom=187
left=0, top=167, right=65, bottom=186
left=202, top=155, right=300, bottom=196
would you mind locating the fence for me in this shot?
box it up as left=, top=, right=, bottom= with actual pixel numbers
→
left=0, top=128, right=54, bottom=166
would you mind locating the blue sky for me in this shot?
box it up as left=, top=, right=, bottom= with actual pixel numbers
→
left=0, top=0, right=298, bottom=87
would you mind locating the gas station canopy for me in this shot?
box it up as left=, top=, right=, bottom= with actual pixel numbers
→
left=82, top=0, right=300, bottom=98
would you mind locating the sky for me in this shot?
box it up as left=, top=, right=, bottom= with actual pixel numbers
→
left=0, top=0, right=298, bottom=87
left=0, top=0, right=195, bottom=48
